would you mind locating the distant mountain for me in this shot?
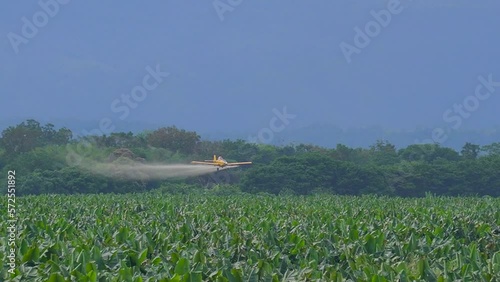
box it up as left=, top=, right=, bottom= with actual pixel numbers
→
left=278, top=124, right=500, bottom=150
left=0, top=118, right=162, bottom=137
left=201, top=123, right=500, bottom=150
left=1, top=119, right=498, bottom=150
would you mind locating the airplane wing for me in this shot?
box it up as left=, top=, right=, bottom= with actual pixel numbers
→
left=226, top=162, right=252, bottom=166
left=191, top=161, right=217, bottom=166
left=225, top=165, right=240, bottom=169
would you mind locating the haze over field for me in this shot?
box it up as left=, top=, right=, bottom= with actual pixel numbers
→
left=1, top=1, right=499, bottom=146
left=80, top=161, right=230, bottom=180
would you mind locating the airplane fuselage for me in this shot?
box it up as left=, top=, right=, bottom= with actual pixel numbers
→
left=191, top=155, right=251, bottom=171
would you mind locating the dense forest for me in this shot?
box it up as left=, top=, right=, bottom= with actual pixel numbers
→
left=1, top=119, right=499, bottom=197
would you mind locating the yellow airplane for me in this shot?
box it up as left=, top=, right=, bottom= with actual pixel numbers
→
left=191, top=155, right=252, bottom=171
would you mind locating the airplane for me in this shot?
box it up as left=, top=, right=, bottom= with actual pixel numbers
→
left=191, top=155, right=252, bottom=171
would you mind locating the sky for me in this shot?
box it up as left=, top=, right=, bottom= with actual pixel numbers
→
left=1, top=1, right=499, bottom=139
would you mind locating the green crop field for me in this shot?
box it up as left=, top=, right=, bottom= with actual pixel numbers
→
left=2, top=193, right=500, bottom=281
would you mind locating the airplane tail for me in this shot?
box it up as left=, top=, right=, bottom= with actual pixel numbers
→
left=204, top=155, right=219, bottom=162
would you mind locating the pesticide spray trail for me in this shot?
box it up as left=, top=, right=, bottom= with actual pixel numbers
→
left=79, top=161, right=235, bottom=180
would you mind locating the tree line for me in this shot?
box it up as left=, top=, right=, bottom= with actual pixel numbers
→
left=1, top=119, right=499, bottom=196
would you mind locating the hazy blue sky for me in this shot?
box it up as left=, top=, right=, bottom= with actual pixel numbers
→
left=1, top=1, right=499, bottom=136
